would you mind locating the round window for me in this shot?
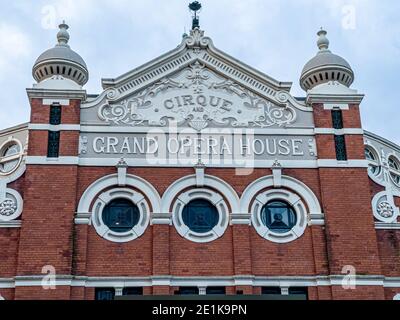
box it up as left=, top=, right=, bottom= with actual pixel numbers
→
left=261, top=201, right=297, bottom=234
left=182, top=199, right=219, bottom=234
left=365, top=147, right=380, bottom=177
left=0, top=143, right=21, bottom=175
left=389, top=156, right=400, bottom=187
left=102, top=199, right=140, bottom=233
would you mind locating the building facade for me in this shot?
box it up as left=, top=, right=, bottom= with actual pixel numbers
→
left=0, top=19, right=400, bottom=300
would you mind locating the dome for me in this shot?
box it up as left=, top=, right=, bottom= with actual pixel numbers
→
left=300, top=29, right=354, bottom=91
left=32, top=23, right=89, bottom=86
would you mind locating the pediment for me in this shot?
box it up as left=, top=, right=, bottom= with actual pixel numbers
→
left=82, top=29, right=311, bottom=130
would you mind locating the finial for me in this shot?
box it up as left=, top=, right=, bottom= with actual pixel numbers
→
left=57, top=22, right=70, bottom=46
left=189, top=1, right=202, bottom=30
left=317, top=28, right=329, bottom=51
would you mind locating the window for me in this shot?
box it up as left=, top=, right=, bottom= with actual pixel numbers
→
left=47, top=131, right=60, bottom=158
left=49, top=104, right=62, bottom=125
left=0, top=143, right=21, bottom=175
left=95, top=288, right=115, bottom=301
left=123, top=287, right=143, bottom=296
left=331, top=110, right=344, bottom=129
left=262, top=287, right=282, bottom=295
left=288, top=287, right=308, bottom=300
left=365, top=147, right=380, bottom=176
left=174, top=287, right=199, bottom=295
left=389, top=157, right=400, bottom=187
left=102, top=199, right=140, bottom=233
left=334, top=135, right=347, bottom=161
left=182, top=199, right=219, bottom=234
left=206, top=287, right=226, bottom=295
left=261, top=201, right=297, bottom=234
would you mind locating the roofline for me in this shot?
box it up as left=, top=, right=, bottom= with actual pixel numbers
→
left=364, top=130, right=400, bottom=153
left=0, top=122, right=29, bottom=137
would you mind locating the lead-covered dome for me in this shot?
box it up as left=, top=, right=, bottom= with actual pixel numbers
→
left=32, top=23, right=88, bottom=86
left=300, top=29, right=354, bottom=91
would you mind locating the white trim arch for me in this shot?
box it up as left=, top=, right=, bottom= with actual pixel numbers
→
left=77, top=173, right=161, bottom=217
left=240, top=175, right=323, bottom=217
left=161, top=174, right=240, bottom=214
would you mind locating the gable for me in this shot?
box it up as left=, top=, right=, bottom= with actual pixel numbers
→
left=82, top=29, right=311, bottom=131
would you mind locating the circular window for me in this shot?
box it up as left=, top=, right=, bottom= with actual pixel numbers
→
left=251, top=189, right=308, bottom=243
left=172, top=188, right=229, bottom=243
left=389, top=156, right=400, bottom=187
left=91, top=188, right=150, bottom=243
left=182, top=199, right=219, bottom=234
left=365, top=147, right=380, bottom=177
left=0, top=141, right=22, bottom=176
left=261, top=201, right=297, bottom=234
left=102, top=199, right=140, bottom=233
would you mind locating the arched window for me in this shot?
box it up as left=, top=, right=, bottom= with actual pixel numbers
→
left=365, top=147, right=380, bottom=176
left=182, top=199, right=219, bottom=234
left=102, top=199, right=140, bottom=233
left=389, top=156, right=400, bottom=187
left=0, top=143, right=21, bottom=175
left=261, top=201, right=297, bottom=234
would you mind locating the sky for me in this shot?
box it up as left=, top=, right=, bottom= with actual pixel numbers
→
left=0, top=0, right=399, bottom=144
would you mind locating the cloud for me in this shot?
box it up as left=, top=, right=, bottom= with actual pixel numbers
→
left=0, top=23, right=31, bottom=75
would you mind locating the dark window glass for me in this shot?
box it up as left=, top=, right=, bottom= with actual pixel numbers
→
left=261, top=201, right=297, bottom=233
left=49, top=105, right=62, bottom=125
left=182, top=199, right=219, bottom=234
left=206, top=287, right=226, bottom=295
left=289, top=287, right=308, bottom=300
left=262, top=287, right=282, bottom=295
left=331, top=110, right=344, bottom=129
left=95, top=288, right=115, bottom=300
left=175, top=287, right=199, bottom=295
left=47, top=131, right=60, bottom=158
left=334, top=135, right=347, bottom=161
left=102, top=199, right=140, bottom=233
left=123, top=287, right=143, bottom=296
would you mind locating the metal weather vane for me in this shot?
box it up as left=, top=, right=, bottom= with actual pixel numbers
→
left=189, top=1, right=202, bottom=29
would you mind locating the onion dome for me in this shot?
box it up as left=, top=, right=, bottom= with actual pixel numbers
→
left=32, top=22, right=88, bottom=86
left=300, top=29, right=354, bottom=91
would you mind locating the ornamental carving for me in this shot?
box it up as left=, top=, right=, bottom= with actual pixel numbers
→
left=377, top=201, right=395, bottom=219
left=98, top=62, right=296, bottom=131
left=0, top=199, right=17, bottom=217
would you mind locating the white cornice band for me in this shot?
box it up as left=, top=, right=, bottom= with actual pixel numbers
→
left=1, top=275, right=399, bottom=289
left=28, top=124, right=81, bottom=132
left=25, top=157, right=369, bottom=169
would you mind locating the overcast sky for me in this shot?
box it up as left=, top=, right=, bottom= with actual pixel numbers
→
left=0, top=0, right=399, bottom=144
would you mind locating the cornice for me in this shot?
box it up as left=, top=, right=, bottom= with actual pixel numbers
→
left=26, top=88, right=87, bottom=101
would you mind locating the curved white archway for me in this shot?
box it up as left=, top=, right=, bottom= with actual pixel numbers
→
left=161, top=174, right=240, bottom=214
left=77, top=174, right=161, bottom=214
left=240, top=175, right=323, bottom=216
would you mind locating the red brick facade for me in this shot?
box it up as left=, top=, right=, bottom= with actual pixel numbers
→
left=1, top=91, right=399, bottom=301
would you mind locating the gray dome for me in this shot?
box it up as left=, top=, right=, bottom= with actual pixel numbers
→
left=32, top=23, right=89, bottom=86
left=300, top=30, right=354, bottom=91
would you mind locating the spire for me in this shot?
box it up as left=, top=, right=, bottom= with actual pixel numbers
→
left=57, top=21, right=70, bottom=47
left=317, top=28, right=330, bottom=51
left=189, top=1, right=202, bottom=30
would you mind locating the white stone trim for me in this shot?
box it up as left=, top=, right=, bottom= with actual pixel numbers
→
left=317, top=159, right=368, bottom=168
left=77, top=173, right=161, bottom=220
left=92, top=188, right=150, bottom=243
left=251, top=189, right=308, bottom=243
left=0, top=189, right=23, bottom=222
left=26, top=156, right=79, bottom=165
left=161, top=174, right=240, bottom=214
left=28, top=124, right=81, bottom=131
left=240, top=175, right=323, bottom=219
left=394, top=294, right=400, bottom=300
left=314, top=128, right=364, bottom=135
left=2, top=275, right=400, bottom=289
left=42, top=98, right=70, bottom=106
left=172, top=188, right=230, bottom=243
left=375, top=222, right=400, bottom=230
left=0, top=220, right=22, bottom=228
left=372, top=191, right=399, bottom=224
